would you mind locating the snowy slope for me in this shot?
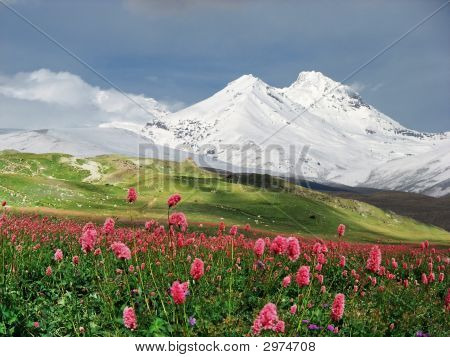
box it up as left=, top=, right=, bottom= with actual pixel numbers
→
left=0, top=127, right=245, bottom=173
left=364, top=140, right=450, bottom=197
left=0, top=128, right=154, bottom=157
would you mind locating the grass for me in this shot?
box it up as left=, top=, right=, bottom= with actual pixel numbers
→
left=1, top=151, right=449, bottom=244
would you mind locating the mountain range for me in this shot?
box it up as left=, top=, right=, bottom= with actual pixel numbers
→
left=1, top=70, right=448, bottom=197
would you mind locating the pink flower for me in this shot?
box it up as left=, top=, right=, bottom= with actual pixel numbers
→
left=80, top=227, right=97, bottom=253
left=111, top=242, right=131, bottom=260
left=339, top=255, right=346, bottom=267
left=253, top=238, right=265, bottom=258
left=94, top=248, right=102, bottom=256
left=331, top=293, right=345, bottom=321
left=229, top=225, right=238, bottom=236
left=145, top=220, right=155, bottom=230
left=320, top=285, right=326, bottom=294
left=421, top=273, right=428, bottom=285
left=167, top=193, right=181, bottom=208
left=337, top=224, right=346, bottom=237
left=170, top=281, right=189, bottom=304
left=438, top=272, right=444, bottom=282
left=54, top=249, right=63, bottom=262
left=72, top=256, right=79, bottom=265
left=290, top=304, right=297, bottom=315
left=252, top=303, right=284, bottom=335
left=45, top=266, right=52, bottom=276
left=296, top=266, right=310, bottom=287
left=127, top=188, right=137, bottom=203
left=123, top=307, right=138, bottom=330
left=274, top=320, right=285, bottom=333
left=366, top=245, right=381, bottom=273
left=190, top=258, right=205, bottom=280
left=103, top=218, right=115, bottom=235
left=33, top=321, right=39, bottom=328
left=270, top=235, right=287, bottom=255
left=286, top=237, right=300, bottom=261
left=317, top=274, right=324, bottom=285
left=445, top=288, right=450, bottom=311
left=282, top=275, right=291, bottom=288
left=318, top=253, right=326, bottom=265
left=169, top=212, right=188, bottom=231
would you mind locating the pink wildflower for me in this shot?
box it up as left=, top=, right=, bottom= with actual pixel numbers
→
left=170, top=281, right=189, bottom=304
left=169, top=212, right=188, bottom=231
left=337, top=224, right=346, bottom=237
left=54, top=249, right=63, bottom=262
left=331, top=293, right=345, bottom=321
left=270, top=235, right=287, bottom=255
left=296, top=265, right=310, bottom=287
left=111, top=241, right=131, bottom=260
left=286, top=237, right=300, bottom=261
left=103, top=218, right=115, bottom=235
left=421, top=273, right=428, bottom=285
left=282, top=275, right=291, bottom=288
left=45, top=266, right=52, bottom=276
left=229, top=225, right=238, bottom=236
left=366, top=245, right=382, bottom=273
left=252, top=303, right=284, bottom=335
left=275, top=320, right=285, bottom=333
left=72, top=256, right=79, bottom=265
left=190, top=258, right=205, bottom=281
left=127, top=188, right=137, bottom=203
left=339, top=255, right=346, bottom=267
left=80, top=227, right=97, bottom=253
left=290, top=304, right=297, bottom=314
left=445, top=288, right=450, bottom=311
left=145, top=220, right=154, bottom=230
left=253, top=238, right=265, bottom=258
left=123, top=307, right=138, bottom=330
left=167, top=193, right=181, bottom=208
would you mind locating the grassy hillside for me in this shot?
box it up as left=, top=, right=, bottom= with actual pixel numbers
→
left=1, top=151, right=449, bottom=244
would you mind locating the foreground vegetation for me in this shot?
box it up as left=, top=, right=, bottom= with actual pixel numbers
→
left=0, top=199, right=449, bottom=336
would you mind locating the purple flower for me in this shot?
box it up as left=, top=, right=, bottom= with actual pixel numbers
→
left=308, top=324, right=320, bottom=330
left=327, top=324, right=335, bottom=332
left=257, top=260, right=265, bottom=270
left=188, top=316, right=196, bottom=327
left=415, top=331, right=430, bottom=337
left=301, top=319, right=310, bottom=324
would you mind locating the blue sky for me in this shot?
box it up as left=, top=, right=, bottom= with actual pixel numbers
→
left=0, top=0, right=449, bottom=131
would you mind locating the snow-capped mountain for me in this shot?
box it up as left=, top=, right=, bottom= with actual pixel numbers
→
left=1, top=69, right=448, bottom=197
left=141, top=71, right=449, bottom=197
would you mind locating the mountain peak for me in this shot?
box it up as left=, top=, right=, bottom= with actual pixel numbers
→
left=292, top=71, right=341, bottom=90
left=224, top=74, right=266, bottom=92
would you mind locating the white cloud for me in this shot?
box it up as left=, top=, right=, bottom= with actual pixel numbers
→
left=0, top=69, right=170, bottom=129
left=349, top=81, right=366, bottom=93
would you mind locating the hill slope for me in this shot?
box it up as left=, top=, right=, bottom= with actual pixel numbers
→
left=0, top=151, right=449, bottom=244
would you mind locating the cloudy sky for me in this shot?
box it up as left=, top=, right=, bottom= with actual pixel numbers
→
left=0, top=0, right=449, bottom=131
